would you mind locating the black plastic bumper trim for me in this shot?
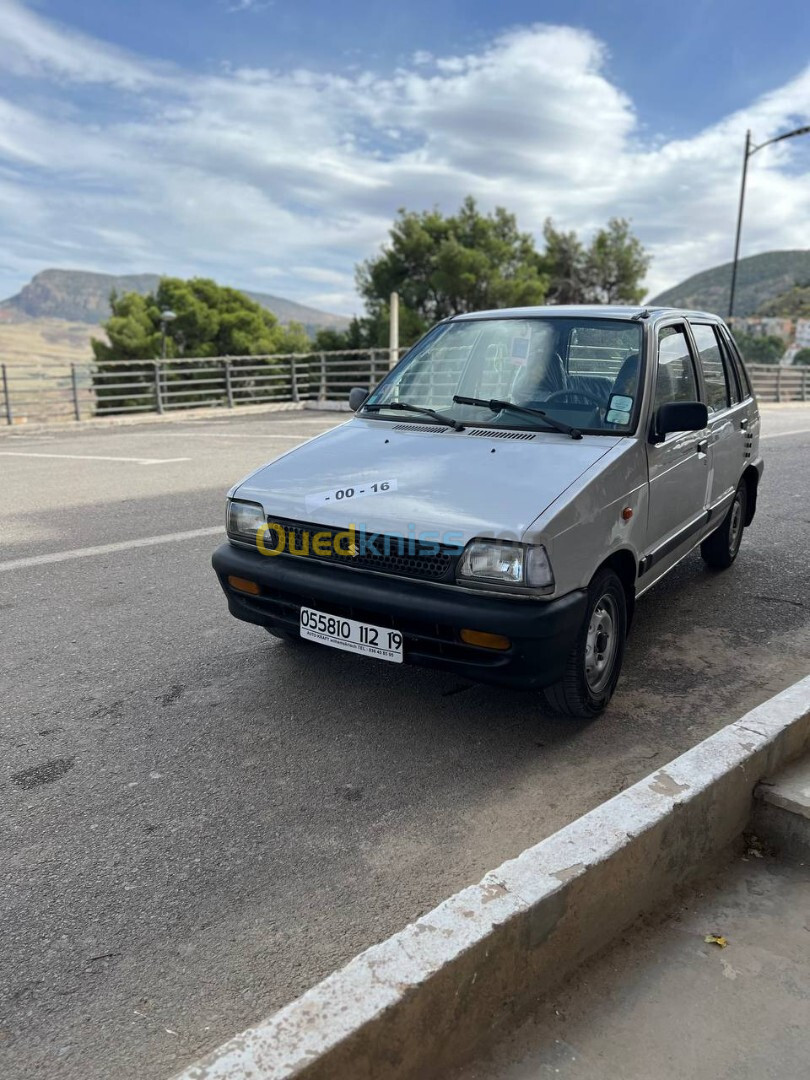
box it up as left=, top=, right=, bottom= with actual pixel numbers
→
left=212, top=543, right=587, bottom=689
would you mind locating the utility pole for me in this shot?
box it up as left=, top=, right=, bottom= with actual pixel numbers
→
left=388, top=291, right=399, bottom=370
left=728, top=124, right=810, bottom=320
left=728, top=130, right=750, bottom=321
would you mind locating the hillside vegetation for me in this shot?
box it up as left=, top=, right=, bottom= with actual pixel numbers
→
left=756, top=284, right=810, bottom=318
left=650, top=250, right=810, bottom=316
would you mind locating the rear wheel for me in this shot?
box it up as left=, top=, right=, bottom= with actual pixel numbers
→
left=541, top=567, right=627, bottom=720
left=700, top=482, right=747, bottom=569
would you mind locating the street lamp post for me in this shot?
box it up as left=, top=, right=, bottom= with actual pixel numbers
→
left=728, top=124, right=810, bottom=319
left=159, top=309, right=177, bottom=360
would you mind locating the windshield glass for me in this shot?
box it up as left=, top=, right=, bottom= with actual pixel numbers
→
left=364, top=316, right=644, bottom=434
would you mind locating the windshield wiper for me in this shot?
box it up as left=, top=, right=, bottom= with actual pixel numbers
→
left=363, top=401, right=465, bottom=431
left=453, top=395, right=582, bottom=440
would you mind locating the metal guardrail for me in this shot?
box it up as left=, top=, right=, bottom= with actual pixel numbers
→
left=0, top=354, right=807, bottom=426
left=0, top=349, right=402, bottom=425
left=745, top=363, right=809, bottom=403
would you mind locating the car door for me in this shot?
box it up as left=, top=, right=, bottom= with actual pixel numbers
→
left=641, top=322, right=710, bottom=581
left=688, top=321, right=747, bottom=517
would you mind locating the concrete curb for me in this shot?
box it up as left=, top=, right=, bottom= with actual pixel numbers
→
left=175, top=676, right=810, bottom=1080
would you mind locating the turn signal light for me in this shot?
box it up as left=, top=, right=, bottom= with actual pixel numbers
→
left=228, top=575, right=260, bottom=595
left=460, top=629, right=511, bottom=651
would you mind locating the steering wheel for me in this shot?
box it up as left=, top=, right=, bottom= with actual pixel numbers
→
left=542, top=387, right=605, bottom=408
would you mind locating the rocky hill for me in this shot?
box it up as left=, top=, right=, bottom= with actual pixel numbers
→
left=0, top=269, right=349, bottom=335
left=650, top=250, right=810, bottom=316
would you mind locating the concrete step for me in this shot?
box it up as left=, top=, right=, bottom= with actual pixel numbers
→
left=754, top=754, right=810, bottom=859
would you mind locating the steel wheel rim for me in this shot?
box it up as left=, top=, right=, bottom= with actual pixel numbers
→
left=585, top=593, right=619, bottom=694
left=728, top=495, right=743, bottom=556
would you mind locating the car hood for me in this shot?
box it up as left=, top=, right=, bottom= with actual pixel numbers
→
left=234, top=417, right=621, bottom=543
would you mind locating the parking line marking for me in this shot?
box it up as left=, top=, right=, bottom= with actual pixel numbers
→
left=761, top=427, right=810, bottom=440
left=0, top=451, right=191, bottom=464
left=0, top=527, right=223, bottom=573
left=119, top=431, right=332, bottom=440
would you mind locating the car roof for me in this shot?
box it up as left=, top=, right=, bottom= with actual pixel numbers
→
left=449, top=305, right=722, bottom=323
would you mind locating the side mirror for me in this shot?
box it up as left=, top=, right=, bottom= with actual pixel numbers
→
left=654, top=401, right=708, bottom=439
left=349, top=387, right=369, bottom=412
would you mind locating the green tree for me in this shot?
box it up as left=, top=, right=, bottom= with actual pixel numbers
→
left=541, top=217, right=649, bottom=305
left=92, top=276, right=308, bottom=362
left=582, top=218, right=650, bottom=304
left=321, top=203, right=650, bottom=354
left=91, top=277, right=310, bottom=412
left=734, top=331, right=785, bottom=365
left=356, top=197, right=549, bottom=338
left=541, top=220, right=587, bottom=304
left=794, top=347, right=810, bottom=366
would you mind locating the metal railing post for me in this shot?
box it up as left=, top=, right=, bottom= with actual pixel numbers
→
left=71, top=363, right=81, bottom=421
left=224, top=358, right=234, bottom=407
left=154, top=361, right=164, bottom=414
left=1, top=363, right=11, bottom=425
left=803, top=367, right=808, bottom=402
left=290, top=356, right=299, bottom=402
left=776, top=365, right=782, bottom=403
left=318, top=352, right=327, bottom=403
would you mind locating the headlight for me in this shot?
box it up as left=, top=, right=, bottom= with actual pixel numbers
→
left=226, top=499, right=265, bottom=544
left=457, top=539, right=554, bottom=589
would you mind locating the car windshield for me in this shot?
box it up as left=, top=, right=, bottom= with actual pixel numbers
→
left=364, top=316, right=643, bottom=434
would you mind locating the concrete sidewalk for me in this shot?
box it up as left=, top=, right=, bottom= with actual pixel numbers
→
left=460, top=847, right=809, bottom=1080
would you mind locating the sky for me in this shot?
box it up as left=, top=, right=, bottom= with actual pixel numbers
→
left=0, top=0, right=809, bottom=315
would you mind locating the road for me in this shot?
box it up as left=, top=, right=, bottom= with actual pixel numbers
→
left=1, top=405, right=809, bottom=1079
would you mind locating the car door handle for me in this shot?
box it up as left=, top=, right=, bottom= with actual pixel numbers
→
left=740, top=418, right=749, bottom=430
left=696, top=439, right=709, bottom=455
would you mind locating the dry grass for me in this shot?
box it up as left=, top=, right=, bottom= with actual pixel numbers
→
left=0, top=318, right=104, bottom=422
left=0, top=317, right=100, bottom=369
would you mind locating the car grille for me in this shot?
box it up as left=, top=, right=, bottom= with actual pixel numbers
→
left=261, top=516, right=460, bottom=582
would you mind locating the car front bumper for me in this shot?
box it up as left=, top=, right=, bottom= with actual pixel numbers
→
left=212, top=543, right=587, bottom=689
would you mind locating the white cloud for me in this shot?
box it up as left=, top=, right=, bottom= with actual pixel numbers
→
left=0, top=1, right=808, bottom=313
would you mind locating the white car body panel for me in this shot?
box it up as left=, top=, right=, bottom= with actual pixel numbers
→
left=235, top=417, right=620, bottom=546
left=228, top=306, right=762, bottom=605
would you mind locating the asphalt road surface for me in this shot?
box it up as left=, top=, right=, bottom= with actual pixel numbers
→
left=2, top=405, right=809, bottom=1080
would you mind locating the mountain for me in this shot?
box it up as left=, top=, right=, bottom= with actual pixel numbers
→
left=649, top=250, right=810, bottom=316
left=756, top=284, right=810, bottom=318
left=0, top=269, right=350, bottom=335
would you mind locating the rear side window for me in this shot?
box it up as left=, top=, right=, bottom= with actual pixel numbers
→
left=655, top=326, right=698, bottom=408
left=691, top=323, right=734, bottom=412
left=713, top=328, right=742, bottom=404
left=719, top=326, right=753, bottom=398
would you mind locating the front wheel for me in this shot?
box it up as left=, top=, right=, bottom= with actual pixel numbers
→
left=541, top=568, right=627, bottom=720
left=700, top=482, right=747, bottom=570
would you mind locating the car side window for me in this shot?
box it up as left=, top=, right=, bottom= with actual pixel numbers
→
left=655, top=325, right=699, bottom=410
left=713, top=327, right=742, bottom=405
left=691, top=323, right=732, bottom=412
left=719, top=327, right=753, bottom=398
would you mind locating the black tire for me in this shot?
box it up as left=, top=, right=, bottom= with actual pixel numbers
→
left=700, top=482, right=747, bottom=570
left=541, top=567, right=627, bottom=720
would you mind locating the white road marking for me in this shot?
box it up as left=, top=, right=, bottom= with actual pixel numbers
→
left=760, top=427, right=810, bottom=440
left=0, top=527, right=223, bottom=573
left=118, top=430, right=333, bottom=440
left=0, top=451, right=191, bottom=464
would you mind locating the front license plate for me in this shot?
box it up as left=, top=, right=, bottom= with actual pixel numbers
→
left=299, top=607, right=403, bottom=663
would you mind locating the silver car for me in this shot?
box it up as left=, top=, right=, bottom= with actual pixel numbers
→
left=213, top=305, right=763, bottom=718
